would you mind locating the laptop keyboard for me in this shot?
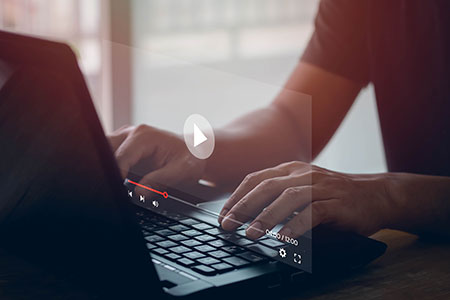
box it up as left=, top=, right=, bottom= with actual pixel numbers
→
left=136, top=209, right=284, bottom=276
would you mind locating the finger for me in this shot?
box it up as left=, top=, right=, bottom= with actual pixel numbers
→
left=245, top=186, right=314, bottom=239
left=218, top=168, right=287, bottom=224
left=221, top=175, right=310, bottom=231
left=108, top=125, right=133, bottom=152
left=115, top=133, right=156, bottom=178
left=278, top=200, right=334, bottom=238
left=137, top=161, right=193, bottom=197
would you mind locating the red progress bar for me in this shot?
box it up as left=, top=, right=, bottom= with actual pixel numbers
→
left=127, top=179, right=169, bottom=199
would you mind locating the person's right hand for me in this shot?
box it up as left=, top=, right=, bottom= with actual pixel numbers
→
left=108, top=124, right=206, bottom=194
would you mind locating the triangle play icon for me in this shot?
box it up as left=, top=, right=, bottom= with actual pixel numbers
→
left=193, top=123, right=207, bottom=147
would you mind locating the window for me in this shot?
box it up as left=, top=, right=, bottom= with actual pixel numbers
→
left=1, top=0, right=386, bottom=173
left=131, top=0, right=318, bottom=130
left=130, top=0, right=386, bottom=173
left=0, top=0, right=112, bottom=130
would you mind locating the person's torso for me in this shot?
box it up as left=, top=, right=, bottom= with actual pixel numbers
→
left=368, top=0, right=450, bottom=176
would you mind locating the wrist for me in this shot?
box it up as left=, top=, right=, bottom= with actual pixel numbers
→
left=376, top=172, right=405, bottom=230
left=381, top=172, right=422, bottom=231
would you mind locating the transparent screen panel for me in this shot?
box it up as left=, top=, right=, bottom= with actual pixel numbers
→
left=108, top=37, right=313, bottom=272
left=120, top=0, right=317, bottom=273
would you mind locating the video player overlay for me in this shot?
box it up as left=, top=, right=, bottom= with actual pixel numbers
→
left=125, top=179, right=312, bottom=273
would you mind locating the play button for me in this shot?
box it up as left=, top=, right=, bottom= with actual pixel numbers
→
left=193, top=123, right=207, bottom=147
left=183, top=114, right=215, bottom=159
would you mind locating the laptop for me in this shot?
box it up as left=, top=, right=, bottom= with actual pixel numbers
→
left=0, top=30, right=387, bottom=299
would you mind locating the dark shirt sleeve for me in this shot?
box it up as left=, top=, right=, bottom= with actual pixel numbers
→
left=301, top=0, right=370, bottom=85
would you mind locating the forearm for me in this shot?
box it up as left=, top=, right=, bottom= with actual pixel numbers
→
left=385, top=173, right=450, bottom=238
left=204, top=103, right=309, bottom=188
left=203, top=62, right=362, bottom=188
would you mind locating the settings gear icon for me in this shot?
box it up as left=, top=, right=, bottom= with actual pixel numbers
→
left=279, top=248, right=287, bottom=258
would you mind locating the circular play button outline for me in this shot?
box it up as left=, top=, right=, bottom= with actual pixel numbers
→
left=183, top=114, right=215, bottom=160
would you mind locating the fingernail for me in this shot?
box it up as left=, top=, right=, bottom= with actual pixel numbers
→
left=218, top=208, right=229, bottom=223
left=221, top=213, right=237, bottom=230
left=278, top=227, right=292, bottom=237
left=246, top=222, right=263, bottom=239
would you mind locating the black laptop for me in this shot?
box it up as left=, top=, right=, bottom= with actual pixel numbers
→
left=0, top=30, right=387, bottom=299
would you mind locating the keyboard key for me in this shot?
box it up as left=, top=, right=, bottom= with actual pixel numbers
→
left=209, top=250, right=231, bottom=259
left=222, top=245, right=245, bottom=254
left=152, top=248, right=169, bottom=255
left=223, top=257, right=250, bottom=267
left=211, top=263, right=233, bottom=272
left=247, top=244, right=279, bottom=258
left=217, top=233, right=234, bottom=240
left=260, top=238, right=284, bottom=248
left=145, top=235, right=164, bottom=243
left=195, top=234, right=216, bottom=242
left=238, top=252, right=266, bottom=263
left=147, top=214, right=164, bottom=222
left=180, top=218, right=200, bottom=226
left=184, top=251, right=205, bottom=260
left=197, top=257, right=220, bottom=265
left=165, top=253, right=181, bottom=260
left=156, top=240, right=177, bottom=248
left=208, top=239, right=231, bottom=247
left=169, top=224, right=189, bottom=232
left=181, top=239, right=202, bottom=247
left=193, top=265, right=216, bottom=276
left=141, top=230, right=153, bottom=237
left=192, top=223, right=213, bottom=230
left=234, top=238, right=254, bottom=246
left=195, top=245, right=216, bottom=253
left=142, top=224, right=161, bottom=232
left=158, top=216, right=177, bottom=224
left=235, top=229, right=247, bottom=237
left=205, top=228, right=223, bottom=235
left=178, top=258, right=196, bottom=266
left=168, top=234, right=189, bottom=241
left=146, top=243, right=157, bottom=250
left=154, top=229, right=175, bottom=236
left=154, top=219, right=176, bottom=227
left=165, top=213, right=187, bottom=221
left=182, top=229, right=202, bottom=237
left=169, top=246, right=191, bottom=254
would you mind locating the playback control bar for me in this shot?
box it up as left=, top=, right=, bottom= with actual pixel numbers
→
left=127, top=179, right=169, bottom=199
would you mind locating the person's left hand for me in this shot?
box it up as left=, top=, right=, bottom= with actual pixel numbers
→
left=219, top=161, right=393, bottom=239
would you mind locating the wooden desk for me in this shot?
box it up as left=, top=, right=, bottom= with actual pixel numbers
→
left=289, top=230, right=450, bottom=300
left=1, top=230, right=449, bottom=299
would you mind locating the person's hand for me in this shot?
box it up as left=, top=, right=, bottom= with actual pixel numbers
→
left=219, top=161, right=392, bottom=239
left=108, top=124, right=206, bottom=194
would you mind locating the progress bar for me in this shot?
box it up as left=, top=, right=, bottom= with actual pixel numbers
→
left=127, top=179, right=169, bottom=199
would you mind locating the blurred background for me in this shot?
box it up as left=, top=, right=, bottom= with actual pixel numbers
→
left=0, top=0, right=386, bottom=174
